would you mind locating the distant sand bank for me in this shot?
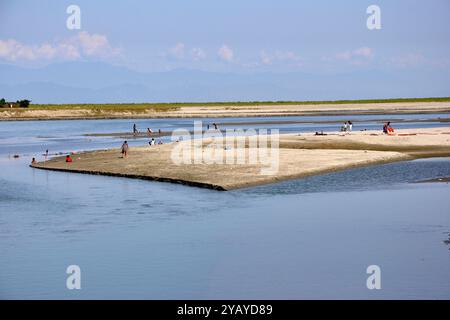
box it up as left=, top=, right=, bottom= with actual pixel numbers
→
left=3, top=101, right=450, bottom=121
left=31, top=127, right=450, bottom=190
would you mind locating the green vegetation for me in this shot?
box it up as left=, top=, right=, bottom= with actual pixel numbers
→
left=29, top=97, right=450, bottom=111
left=17, top=99, right=31, bottom=108
left=0, top=98, right=31, bottom=108
left=30, top=103, right=180, bottom=113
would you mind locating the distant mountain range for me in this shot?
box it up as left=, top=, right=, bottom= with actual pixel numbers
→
left=1, top=62, right=449, bottom=103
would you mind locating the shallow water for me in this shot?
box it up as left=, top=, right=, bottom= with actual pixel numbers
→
left=0, top=116, right=449, bottom=299
left=1, top=113, right=449, bottom=157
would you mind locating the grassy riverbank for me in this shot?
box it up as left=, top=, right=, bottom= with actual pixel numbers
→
left=2, top=97, right=450, bottom=121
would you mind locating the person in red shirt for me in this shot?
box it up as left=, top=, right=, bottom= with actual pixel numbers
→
left=65, top=155, right=73, bottom=162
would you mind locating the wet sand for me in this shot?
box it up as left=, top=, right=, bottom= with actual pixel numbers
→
left=31, top=127, right=450, bottom=190
left=417, top=177, right=450, bottom=183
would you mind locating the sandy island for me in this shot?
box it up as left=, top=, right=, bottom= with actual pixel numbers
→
left=31, top=127, right=450, bottom=190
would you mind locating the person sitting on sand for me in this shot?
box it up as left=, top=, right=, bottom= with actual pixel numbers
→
left=31, top=157, right=37, bottom=165
left=383, top=121, right=395, bottom=135
left=387, top=122, right=395, bottom=135
left=121, top=141, right=129, bottom=157
left=149, top=138, right=155, bottom=146
left=65, top=155, right=73, bottom=163
left=341, top=122, right=348, bottom=132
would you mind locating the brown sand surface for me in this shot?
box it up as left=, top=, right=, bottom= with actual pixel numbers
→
left=31, top=127, right=450, bottom=190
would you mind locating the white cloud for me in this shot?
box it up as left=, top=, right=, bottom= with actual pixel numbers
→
left=259, top=50, right=303, bottom=67
left=0, top=32, right=119, bottom=63
left=353, top=47, right=373, bottom=58
left=165, top=43, right=207, bottom=61
left=191, top=47, right=206, bottom=61
left=336, top=47, right=374, bottom=63
left=260, top=51, right=272, bottom=65
left=75, top=32, right=119, bottom=57
left=218, top=45, right=233, bottom=62
left=169, top=42, right=185, bottom=59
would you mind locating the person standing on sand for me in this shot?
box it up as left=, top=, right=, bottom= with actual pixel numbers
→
left=348, top=121, right=353, bottom=132
left=121, top=141, right=129, bottom=158
left=133, top=124, right=138, bottom=136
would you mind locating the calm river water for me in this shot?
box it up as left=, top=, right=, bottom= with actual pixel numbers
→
left=1, top=114, right=449, bottom=299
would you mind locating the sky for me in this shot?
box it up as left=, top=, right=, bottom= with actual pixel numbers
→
left=1, top=0, right=450, bottom=102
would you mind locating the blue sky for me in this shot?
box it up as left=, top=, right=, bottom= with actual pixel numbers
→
left=1, top=0, right=450, bottom=102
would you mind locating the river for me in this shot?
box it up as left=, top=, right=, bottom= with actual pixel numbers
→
left=1, top=114, right=449, bottom=299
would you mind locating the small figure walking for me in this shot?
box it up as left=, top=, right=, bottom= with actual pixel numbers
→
left=121, top=141, right=129, bottom=158
left=133, top=124, right=138, bottom=136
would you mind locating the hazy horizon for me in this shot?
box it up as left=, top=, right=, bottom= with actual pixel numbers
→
left=1, top=0, right=450, bottom=103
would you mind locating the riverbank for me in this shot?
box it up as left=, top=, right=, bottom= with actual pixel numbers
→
left=31, top=127, right=450, bottom=190
left=2, top=99, right=450, bottom=121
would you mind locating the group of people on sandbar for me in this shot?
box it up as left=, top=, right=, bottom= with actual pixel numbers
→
left=206, top=123, right=219, bottom=130
left=31, top=153, right=72, bottom=165
left=121, top=138, right=163, bottom=158
left=133, top=124, right=162, bottom=136
left=340, top=121, right=353, bottom=132
left=146, top=128, right=162, bottom=136
left=148, top=138, right=163, bottom=146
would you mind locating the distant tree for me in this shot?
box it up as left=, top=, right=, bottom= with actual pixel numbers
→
left=17, top=99, right=31, bottom=108
left=0, top=98, right=5, bottom=104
